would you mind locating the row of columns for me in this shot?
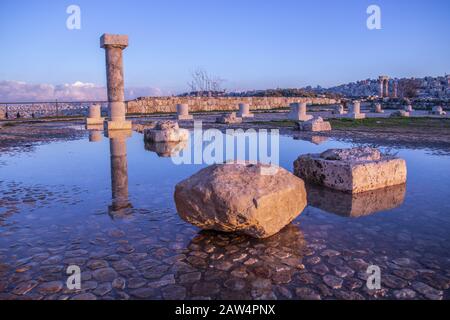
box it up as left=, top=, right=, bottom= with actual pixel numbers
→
left=379, top=76, right=398, bottom=98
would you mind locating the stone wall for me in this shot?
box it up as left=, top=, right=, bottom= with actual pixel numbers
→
left=126, top=97, right=339, bottom=114
left=0, top=97, right=339, bottom=119
left=0, top=103, right=108, bottom=119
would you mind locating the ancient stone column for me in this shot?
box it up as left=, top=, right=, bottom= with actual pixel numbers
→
left=100, top=34, right=132, bottom=130
left=86, top=103, right=104, bottom=125
left=176, top=103, right=193, bottom=120
left=108, top=131, right=132, bottom=217
left=373, top=103, right=384, bottom=113
left=332, top=104, right=345, bottom=115
left=384, top=80, right=390, bottom=98
left=393, top=81, right=398, bottom=98
left=237, top=103, right=254, bottom=118
left=288, top=102, right=312, bottom=121
left=347, top=100, right=365, bottom=119
left=379, top=78, right=384, bottom=98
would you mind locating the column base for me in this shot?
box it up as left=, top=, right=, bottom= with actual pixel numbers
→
left=346, top=113, right=366, bottom=119
left=176, top=115, right=194, bottom=120
left=86, top=117, right=105, bottom=125
left=289, top=114, right=313, bottom=121
left=104, top=120, right=132, bottom=131
left=237, top=113, right=254, bottom=118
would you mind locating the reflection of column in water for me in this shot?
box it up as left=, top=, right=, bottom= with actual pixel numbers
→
left=109, top=135, right=132, bottom=215
left=89, top=130, right=102, bottom=142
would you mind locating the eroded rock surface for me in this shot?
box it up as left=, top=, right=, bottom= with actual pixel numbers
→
left=215, top=112, right=243, bottom=124
left=294, top=147, right=407, bottom=193
left=174, top=162, right=307, bottom=238
left=297, top=117, right=331, bottom=132
left=143, top=120, right=189, bottom=143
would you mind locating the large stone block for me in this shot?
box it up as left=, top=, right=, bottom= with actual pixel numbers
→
left=144, top=120, right=189, bottom=142
left=293, top=147, right=407, bottom=193
left=174, top=162, right=307, bottom=238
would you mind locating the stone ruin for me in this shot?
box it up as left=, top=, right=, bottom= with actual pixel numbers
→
left=390, top=110, right=410, bottom=117
left=100, top=33, right=132, bottom=130
left=236, top=103, right=254, bottom=118
left=293, top=147, right=407, bottom=193
left=372, top=103, right=384, bottom=113
left=346, top=100, right=365, bottom=119
left=176, top=103, right=193, bottom=120
left=288, top=102, right=312, bottom=121
left=296, top=117, right=331, bottom=132
left=331, top=104, right=345, bottom=115
left=215, top=112, right=242, bottom=124
left=174, top=162, right=307, bottom=238
left=143, top=120, right=189, bottom=143
left=429, top=106, right=447, bottom=116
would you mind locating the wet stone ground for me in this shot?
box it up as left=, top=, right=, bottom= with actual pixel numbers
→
left=0, top=124, right=449, bottom=300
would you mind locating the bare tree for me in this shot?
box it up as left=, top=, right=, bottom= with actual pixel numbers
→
left=398, top=79, right=421, bottom=98
left=186, top=67, right=225, bottom=95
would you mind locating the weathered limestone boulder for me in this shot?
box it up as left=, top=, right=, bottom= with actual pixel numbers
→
left=293, top=147, right=407, bottom=193
left=174, top=162, right=307, bottom=238
left=296, top=117, right=331, bottom=132
left=215, top=112, right=242, bottom=124
left=390, top=110, right=410, bottom=117
left=144, top=120, right=189, bottom=142
left=133, top=122, right=156, bottom=133
left=429, top=106, right=447, bottom=116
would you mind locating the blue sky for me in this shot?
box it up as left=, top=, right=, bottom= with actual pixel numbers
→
left=0, top=0, right=449, bottom=98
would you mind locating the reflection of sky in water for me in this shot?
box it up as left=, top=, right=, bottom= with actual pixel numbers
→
left=1, top=132, right=450, bottom=220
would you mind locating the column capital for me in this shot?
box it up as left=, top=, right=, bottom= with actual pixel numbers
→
left=100, top=34, right=128, bottom=49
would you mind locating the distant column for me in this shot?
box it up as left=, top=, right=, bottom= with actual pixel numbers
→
left=288, top=102, right=312, bottom=121
left=393, top=81, right=398, bottom=98
left=100, top=34, right=132, bottom=130
left=378, top=77, right=384, bottom=97
left=347, top=100, right=366, bottom=119
left=176, top=103, right=193, bottom=120
left=237, top=103, right=254, bottom=118
left=384, top=80, right=390, bottom=98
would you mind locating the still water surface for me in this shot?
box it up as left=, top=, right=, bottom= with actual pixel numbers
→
left=0, top=129, right=449, bottom=299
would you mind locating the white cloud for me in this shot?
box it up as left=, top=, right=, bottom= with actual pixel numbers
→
left=0, top=80, right=162, bottom=102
